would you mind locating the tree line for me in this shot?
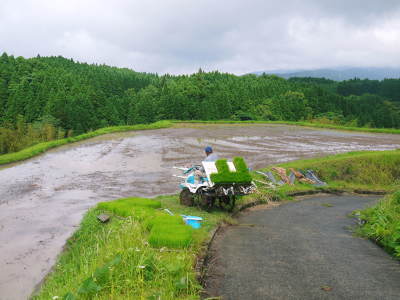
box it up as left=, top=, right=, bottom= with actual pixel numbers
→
left=1, top=53, right=400, bottom=154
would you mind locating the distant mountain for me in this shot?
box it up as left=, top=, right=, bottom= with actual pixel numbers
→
left=252, top=67, right=400, bottom=81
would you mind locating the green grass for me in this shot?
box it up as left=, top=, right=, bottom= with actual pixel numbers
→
left=33, top=195, right=229, bottom=299
left=256, top=150, right=400, bottom=194
left=0, top=121, right=172, bottom=165
left=356, top=191, right=400, bottom=258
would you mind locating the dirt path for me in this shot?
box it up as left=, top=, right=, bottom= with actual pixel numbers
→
left=1, top=124, right=400, bottom=299
left=204, top=195, right=400, bottom=299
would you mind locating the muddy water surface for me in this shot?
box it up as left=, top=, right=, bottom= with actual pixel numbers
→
left=1, top=124, right=400, bottom=299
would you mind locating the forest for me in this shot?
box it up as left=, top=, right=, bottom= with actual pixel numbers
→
left=1, top=52, right=400, bottom=154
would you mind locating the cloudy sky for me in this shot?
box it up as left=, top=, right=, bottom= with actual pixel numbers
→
left=1, top=0, right=400, bottom=74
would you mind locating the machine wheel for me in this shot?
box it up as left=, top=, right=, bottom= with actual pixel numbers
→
left=196, top=188, right=215, bottom=211
left=218, top=195, right=236, bottom=211
left=179, top=188, right=194, bottom=206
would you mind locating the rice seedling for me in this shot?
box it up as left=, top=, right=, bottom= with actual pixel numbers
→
left=143, top=215, right=184, bottom=231
left=211, top=157, right=252, bottom=184
left=149, top=225, right=194, bottom=248
left=97, top=197, right=161, bottom=217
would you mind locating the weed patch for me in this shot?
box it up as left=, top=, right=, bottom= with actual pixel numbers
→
left=357, top=191, right=400, bottom=258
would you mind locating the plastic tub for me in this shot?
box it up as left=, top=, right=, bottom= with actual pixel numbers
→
left=182, top=215, right=203, bottom=229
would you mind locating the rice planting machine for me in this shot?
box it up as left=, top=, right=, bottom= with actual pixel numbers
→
left=173, top=158, right=256, bottom=210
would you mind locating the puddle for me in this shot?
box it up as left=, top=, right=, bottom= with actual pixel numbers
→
left=1, top=124, right=400, bottom=299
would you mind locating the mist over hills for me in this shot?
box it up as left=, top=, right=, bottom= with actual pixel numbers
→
left=253, top=67, right=400, bottom=81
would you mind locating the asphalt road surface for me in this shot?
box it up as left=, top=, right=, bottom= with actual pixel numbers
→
left=205, top=195, right=400, bottom=300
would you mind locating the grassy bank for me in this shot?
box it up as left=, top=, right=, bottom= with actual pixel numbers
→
left=2, top=119, right=400, bottom=166
left=356, top=192, right=400, bottom=258
left=0, top=121, right=172, bottom=165
left=33, top=196, right=232, bottom=299
left=251, top=150, right=400, bottom=197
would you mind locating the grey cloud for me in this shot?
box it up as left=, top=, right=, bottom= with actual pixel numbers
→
left=0, top=0, right=399, bottom=74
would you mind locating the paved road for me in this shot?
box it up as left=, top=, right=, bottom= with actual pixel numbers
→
left=204, top=195, right=400, bottom=300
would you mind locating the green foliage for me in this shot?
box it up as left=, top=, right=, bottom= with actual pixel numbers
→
left=149, top=225, right=194, bottom=248
left=97, top=197, right=161, bottom=217
left=0, top=116, right=62, bottom=154
left=211, top=157, right=252, bottom=184
left=358, top=191, right=400, bottom=258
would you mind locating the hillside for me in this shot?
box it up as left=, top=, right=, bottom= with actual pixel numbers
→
left=1, top=53, right=400, bottom=155
left=254, top=67, right=400, bottom=81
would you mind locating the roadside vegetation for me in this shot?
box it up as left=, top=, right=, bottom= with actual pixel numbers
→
left=34, top=149, right=400, bottom=298
left=356, top=192, right=400, bottom=258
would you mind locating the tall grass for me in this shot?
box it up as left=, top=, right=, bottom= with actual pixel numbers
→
left=357, top=191, right=400, bottom=258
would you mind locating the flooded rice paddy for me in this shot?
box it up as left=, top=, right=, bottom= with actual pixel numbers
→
left=1, top=124, right=400, bottom=299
